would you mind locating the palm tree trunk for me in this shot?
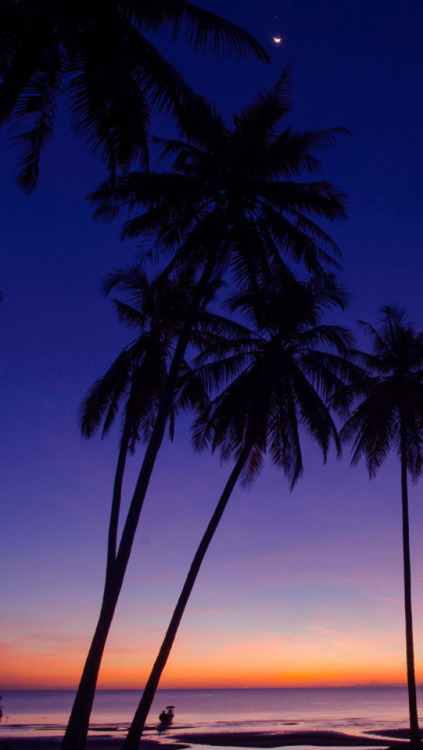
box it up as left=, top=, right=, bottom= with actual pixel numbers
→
left=122, top=442, right=253, bottom=750
left=62, top=586, right=121, bottom=749
left=61, top=259, right=215, bottom=750
left=60, top=433, right=130, bottom=749
left=106, top=429, right=130, bottom=581
left=400, top=427, right=421, bottom=749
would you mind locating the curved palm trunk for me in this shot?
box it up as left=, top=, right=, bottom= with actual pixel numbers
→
left=106, top=430, right=130, bottom=579
left=61, top=261, right=215, bottom=750
left=122, top=442, right=253, bottom=750
left=61, top=586, right=120, bottom=749
left=400, top=428, right=421, bottom=750
left=60, top=433, right=130, bottom=750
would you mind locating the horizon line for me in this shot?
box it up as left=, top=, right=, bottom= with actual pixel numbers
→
left=2, top=683, right=415, bottom=692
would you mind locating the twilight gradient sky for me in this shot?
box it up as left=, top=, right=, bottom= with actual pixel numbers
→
left=2, top=0, right=423, bottom=691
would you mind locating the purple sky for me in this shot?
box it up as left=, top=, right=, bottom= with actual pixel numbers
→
left=2, top=0, right=423, bottom=689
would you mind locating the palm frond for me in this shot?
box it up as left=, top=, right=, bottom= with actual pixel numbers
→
left=80, top=349, right=133, bottom=438
left=128, top=0, right=270, bottom=61
left=10, top=44, right=64, bottom=191
left=0, top=24, right=53, bottom=126
left=237, top=67, right=292, bottom=142
left=68, top=38, right=150, bottom=172
left=174, top=360, right=209, bottom=417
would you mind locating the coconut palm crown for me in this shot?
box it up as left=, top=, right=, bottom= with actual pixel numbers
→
left=0, top=0, right=269, bottom=191
left=342, top=306, right=423, bottom=477
left=193, top=271, right=355, bottom=487
left=81, top=267, right=209, bottom=450
left=92, top=67, right=348, bottom=286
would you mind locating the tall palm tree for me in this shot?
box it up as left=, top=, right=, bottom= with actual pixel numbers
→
left=121, top=272, right=359, bottom=750
left=63, top=264, right=243, bottom=750
left=65, top=76, right=348, bottom=750
left=0, top=0, right=268, bottom=191
left=342, top=305, right=423, bottom=750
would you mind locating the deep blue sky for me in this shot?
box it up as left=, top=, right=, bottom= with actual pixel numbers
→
left=2, top=0, right=423, bottom=689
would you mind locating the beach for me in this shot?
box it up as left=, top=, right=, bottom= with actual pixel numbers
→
left=0, top=688, right=418, bottom=750
left=0, top=727, right=414, bottom=750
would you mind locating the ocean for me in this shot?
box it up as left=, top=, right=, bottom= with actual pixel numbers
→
left=0, top=687, right=418, bottom=741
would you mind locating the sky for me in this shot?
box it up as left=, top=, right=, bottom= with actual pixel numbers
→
left=2, top=0, right=423, bottom=692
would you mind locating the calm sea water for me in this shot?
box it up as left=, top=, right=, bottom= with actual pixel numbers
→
left=0, top=687, right=419, bottom=741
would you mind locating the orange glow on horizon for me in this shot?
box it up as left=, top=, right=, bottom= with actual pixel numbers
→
left=2, top=635, right=419, bottom=690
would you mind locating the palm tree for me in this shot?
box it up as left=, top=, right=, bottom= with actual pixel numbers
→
left=0, top=0, right=268, bottom=191
left=63, top=264, right=244, bottom=750
left=64, top=73, right=348, bottom=750
left=122, top=272, right=359, bottom=750
left=342, top=305, right=423, bottom=750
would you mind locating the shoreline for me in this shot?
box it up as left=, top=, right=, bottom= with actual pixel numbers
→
left=0, top=728, right=411, bottom=750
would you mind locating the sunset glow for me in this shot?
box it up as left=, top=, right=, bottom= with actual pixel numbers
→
left=3, top=0, right=423, bottom=705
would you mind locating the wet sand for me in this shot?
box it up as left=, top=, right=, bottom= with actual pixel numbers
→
left=0, top=739, right=189, bottom=750
left=0, top=740, right=189, bottom=750
left=0, top=729, right=408, bottom=750
left=173, top=730, right=398, bottom=748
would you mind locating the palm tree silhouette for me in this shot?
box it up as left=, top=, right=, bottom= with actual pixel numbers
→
left=122, top=272, right=358, bottom=750
left=63, top=264, right=244, bottom=750
left=65, top=75, right=348, bottom=750
left=342, top=305, right=423, bottom=750
left=0, top=0, right=268, bottom=191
